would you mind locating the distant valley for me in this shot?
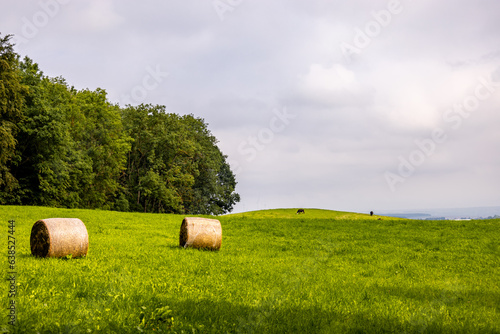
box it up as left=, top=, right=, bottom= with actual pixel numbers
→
left=379, top=206, right=500, bottom=220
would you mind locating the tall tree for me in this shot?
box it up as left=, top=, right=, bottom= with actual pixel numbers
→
left=120, top=104, right=192, bottom=213
left=120, top=105, right=240, bottom=214
left=13, top=58, right=77, bottom=206
left=181, top=114, right=240, bottom=215
left=13, top=58, right=131, bottom=209
left=0, top=34, right=26, bottom=202
left=71, top=88, right=132, bottom=209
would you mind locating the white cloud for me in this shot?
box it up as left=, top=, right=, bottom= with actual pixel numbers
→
left=299, top=63, right=360, bottom=102
left=78, top=0, right=124, bottom=31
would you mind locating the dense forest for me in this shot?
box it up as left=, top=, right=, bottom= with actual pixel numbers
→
left=0, top=34, right=240, bottom=214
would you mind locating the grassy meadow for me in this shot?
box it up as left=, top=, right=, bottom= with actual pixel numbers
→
left=1, top=205, right=499, bottom=333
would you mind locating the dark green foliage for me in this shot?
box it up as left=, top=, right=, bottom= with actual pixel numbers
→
left=120, top=105, right=240, bottom=214
left=0, top=33, right=239, bottom=214
left=181, top=114, right=240, bottom=215
left=70, top=88, right=132, bottom=209
left=12, top=57, right=131, bottom=209
left=0, top=34, right=26, bottom=201
left=14, top=58, right=79, bottom=206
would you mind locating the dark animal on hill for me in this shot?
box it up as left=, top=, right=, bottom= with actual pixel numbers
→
left=370, top=211, right=374, bottom=216
left=296, top=209, right=305, bottom=214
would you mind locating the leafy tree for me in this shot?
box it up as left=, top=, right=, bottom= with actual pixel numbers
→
left=0, top=34, right=26, bottom=202
left=0, top=34, right=238, bottom=213
left=213, top=160, right=240, bottom=214
left=120, top=105, right=240, bottom=214
left=70, top=88, right=132, bottom=209
left=13, top=58, right=131, bottom=209
left=13, top=58, right=76, bottom=206
left=181, top=114, right=240, bottom=215
left=120, top=104, right=192, bottom=213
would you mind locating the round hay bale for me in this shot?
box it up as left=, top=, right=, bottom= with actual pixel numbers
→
left=30, top=218, right=89, bottom=258
left=179, top=217, right=222, bottom=250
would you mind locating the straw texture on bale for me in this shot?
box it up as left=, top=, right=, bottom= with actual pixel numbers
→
left=179, top=217, right=222, bottom=250
left=30, top=218, right=89, bottom=258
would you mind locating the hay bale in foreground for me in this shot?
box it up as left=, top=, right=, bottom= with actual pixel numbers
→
left=30, top=218, right=89, bottom=258
left=179, top=217, right=222, bottom=250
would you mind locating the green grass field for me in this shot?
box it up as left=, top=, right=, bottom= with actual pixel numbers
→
left=1, top=206, right=499, bottom=333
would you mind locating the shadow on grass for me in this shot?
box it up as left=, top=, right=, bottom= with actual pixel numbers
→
left=374, top=284, right=500, bottom=314
left=18, top=252, right=33, bottom=259
left=21, top=253, right=89, bottom=261
left=162, top=298, right=497, bottom=334
left=167, top=244, right=221, bottom=252
left=14, top=296, right=499, bottom=334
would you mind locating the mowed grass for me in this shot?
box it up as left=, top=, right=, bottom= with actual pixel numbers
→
left=1, top=206, right=499, bottom=333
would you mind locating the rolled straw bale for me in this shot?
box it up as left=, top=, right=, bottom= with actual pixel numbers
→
left=30, top=218, right=89, bottom=258
left=179, top=217, right=222, bottom=250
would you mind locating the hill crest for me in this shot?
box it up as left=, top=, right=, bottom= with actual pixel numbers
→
left=222, top=208, right=383, bottom=220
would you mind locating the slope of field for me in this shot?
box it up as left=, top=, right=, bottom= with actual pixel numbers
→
left=1, top=206, right=499, bottom=333
left=225, top=208, right=383, bottom=220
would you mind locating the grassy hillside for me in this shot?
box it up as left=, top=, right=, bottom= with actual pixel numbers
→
left=225, top=208, right=385, bottom=220
left=1, top=206, right=499, bottom=333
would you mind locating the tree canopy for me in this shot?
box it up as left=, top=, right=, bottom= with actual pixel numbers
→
left=0, top=34, right=26, bottom=200
left=0, top=32, right=240, bottom=214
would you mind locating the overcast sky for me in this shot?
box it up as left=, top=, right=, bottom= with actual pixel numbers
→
left=2, top=0, right=499, bottom=213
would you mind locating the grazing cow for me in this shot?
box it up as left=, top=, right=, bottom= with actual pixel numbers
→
left=370, top=211, right=374, bottom=216
left=296, top=209, right=305, bottom=214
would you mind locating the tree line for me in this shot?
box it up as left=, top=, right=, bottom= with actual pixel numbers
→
left=0, top=34, right=240, bottom=214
